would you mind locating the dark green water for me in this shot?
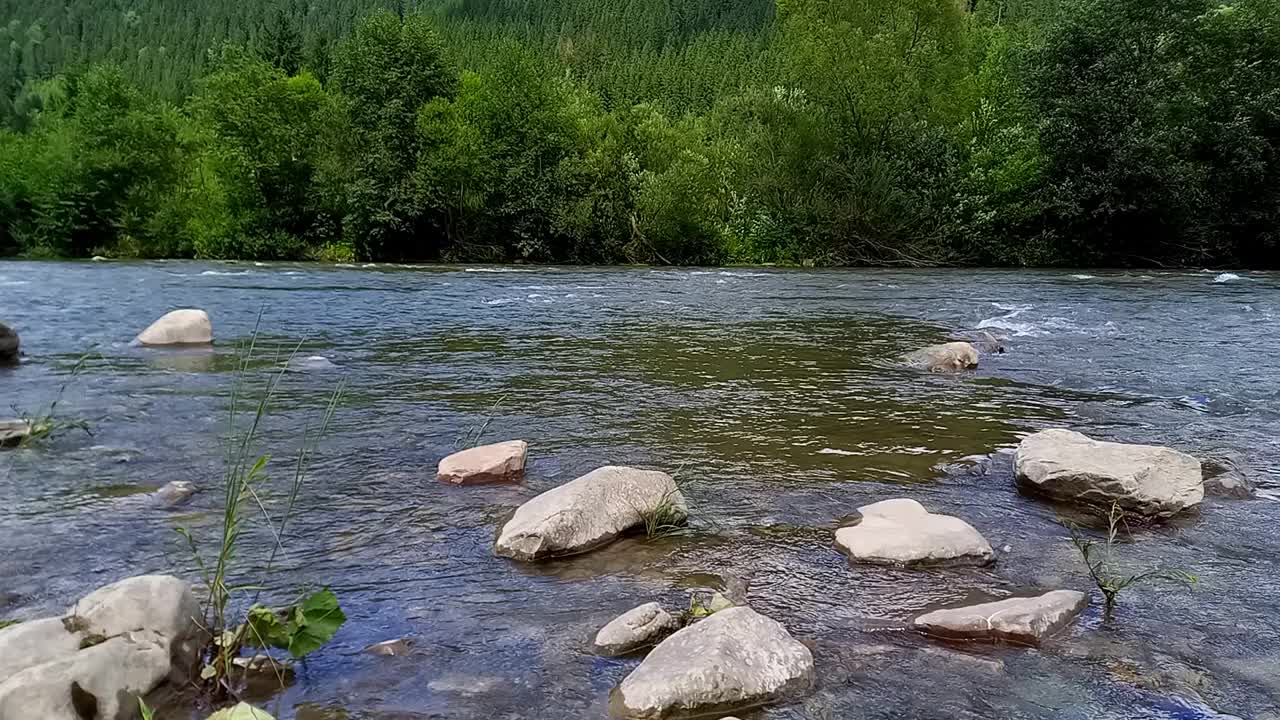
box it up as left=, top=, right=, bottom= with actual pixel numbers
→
left=1, top=262, right=1276, bottom=719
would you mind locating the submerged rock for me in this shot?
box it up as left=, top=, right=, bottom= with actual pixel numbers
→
left=0, top=630, right=171, bottom=720
left=1015, top=429, right=1204, bottom=517
left=593, top=602, right=681, bottom=656
left=135, top=309, right=213, bottom=346
left=438, top=440, right=529, bottom=485
left=834, top=498, right=994, bottom=566
left=912, top=590, right=1088, bottom=646
left=611, top=606, right=814, bottom=719
left=903, top=341, right=979, bottom=373
left=365, top=638, right=413, bottom=656
left=0, top=322, right=18, bottom=364
left=154, top=480, right=198, bottom=507
left=287, top=355, right=338, bottom=372
left=494, top=466, right=686, bottom=561
left=0, top=419, right=34, bottom=448
left=1201, top=456, right=1256, bottom=499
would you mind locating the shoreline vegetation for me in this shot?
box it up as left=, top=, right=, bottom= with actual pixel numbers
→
left=1, top=0, right=1277, bottom=269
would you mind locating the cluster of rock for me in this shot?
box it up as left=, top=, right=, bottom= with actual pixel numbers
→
left=0, top=575, right=200, bottom=719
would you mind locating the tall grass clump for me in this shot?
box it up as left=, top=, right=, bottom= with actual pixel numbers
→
left=177, top=329, right=347, bottom=701
left=1067, top=501, right=1198, bottom=615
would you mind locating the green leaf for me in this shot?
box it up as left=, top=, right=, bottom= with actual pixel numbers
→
left=206, top=702, right=275, bottom=720
left=286, top=588, right=346, bottom=658
left=245, top=605, right=290, bottom=650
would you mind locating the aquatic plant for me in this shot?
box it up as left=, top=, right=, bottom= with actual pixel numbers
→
left=636, top=464, right=692, bottom=540
left=1066, top=502, right=1197, bottom=614
left=9, top=353, right=93, bottom=448
left=0, top=619, right=19, bottom=630
left=454, top=394, right=508, bottom=450
left=176, top=329, right=347, bottom=700
left=137, top=696, right=156, bottom=720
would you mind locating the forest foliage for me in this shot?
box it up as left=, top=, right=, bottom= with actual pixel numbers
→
left=0, top=0, right=1277, bottom=266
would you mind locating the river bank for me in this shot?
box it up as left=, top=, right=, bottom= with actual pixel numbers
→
left=1, top=262, right=1276, bottom=718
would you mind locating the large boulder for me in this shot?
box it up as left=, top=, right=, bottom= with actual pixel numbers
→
left=1015, top=429, right=1203, bottom=517
left=0, top=618, right=85, bottom=682
left=494, top=466, right=686, bottom=561
left=912, top=590, right=1088, bottom=646
left=835, top=498, right=993, bottom=566
left=902, top=341, right=979, bottom=373
left=0, top=322, right=18, bottom=364
left=70, top=574, right=201, bottom=676
left=0, top=630, right=171, bottom=720
left=438, top=440, right=528, bottom=485
left=135, top=309, right=213, bottom=346
left=610, top=606, right=814, bottom=719
left=593, top=602, right=681, bottom=657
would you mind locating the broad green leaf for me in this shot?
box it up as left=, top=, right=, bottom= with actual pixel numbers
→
left=245, top=605, right=291, bottom=650
left=207, top=702, right=275, bottom=720
left=286, top=588, right=346, bottom=658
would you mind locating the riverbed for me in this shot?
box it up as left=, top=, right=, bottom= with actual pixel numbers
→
left=1, top=261, right=1277, bottom=719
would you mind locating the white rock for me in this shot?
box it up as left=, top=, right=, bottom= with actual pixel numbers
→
left=135, top=309, right=213, bottom=346
left=0, top=419, right=34, bottom=448
left=154, top=480, right=197, bottom=507
left=0, top=630, right=171, bottom=720
left=611, top=606, right=814, bottom=719
left=593, top=602, right=681, bottom=656
left=912, top=590, right=1088, bottom=645
left=834, top=498, right=993, bottom=566
left=438, top=440, right=528, bottom=485
left=495, top=466, right=685, bottom=561
left=70, top=575, right=200, bottom=660
left=0, top=618, right=84, bottom=682
left=902, top=341, right=979, bottom=373
left=1015, top=429, right=1203, bottom=517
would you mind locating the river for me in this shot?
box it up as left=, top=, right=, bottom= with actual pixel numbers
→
left=1, top=261, right=1277, bottom=719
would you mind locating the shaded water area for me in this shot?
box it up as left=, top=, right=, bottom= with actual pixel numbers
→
left=2, top=261, right=1279, bottom=719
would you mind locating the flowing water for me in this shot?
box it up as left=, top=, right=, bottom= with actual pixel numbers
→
left=1, top=261, right=1278, bottom=720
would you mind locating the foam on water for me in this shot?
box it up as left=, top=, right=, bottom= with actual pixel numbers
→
left=1214, top=272, right=1243, bottom=283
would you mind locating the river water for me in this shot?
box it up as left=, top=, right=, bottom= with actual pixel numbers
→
left=1, top=261, right=1277, bottom=720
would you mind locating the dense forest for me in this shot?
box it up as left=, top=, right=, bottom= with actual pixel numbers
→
left=0, top=0, right=1277, bottom=266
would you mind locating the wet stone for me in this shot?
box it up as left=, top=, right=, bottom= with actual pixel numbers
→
left=912, top=590, right=1088, bottom=646
left=438, top=440, right=528, bottom=485
left=365, top=638, right=413, bottom=656
left=834, top=498, right=994, bottom=567
left=593, top=602, right=681, bottom=657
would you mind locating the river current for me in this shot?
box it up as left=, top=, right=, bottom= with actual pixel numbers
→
left=1, top=261, right=1277, bottom=719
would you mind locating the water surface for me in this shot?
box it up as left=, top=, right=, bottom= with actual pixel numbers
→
left=1, top=262, right=1277, bottom=719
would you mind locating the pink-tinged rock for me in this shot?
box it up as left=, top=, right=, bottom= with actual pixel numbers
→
left=437, top=440, right=528, bottom=485
left=912, top=590, right=1088, bottom=646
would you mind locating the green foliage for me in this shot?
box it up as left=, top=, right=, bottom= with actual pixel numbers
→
left=1067, top=502, right=1198, bottom=614
left=1, top=0, right=1279, bottom=267
left=207, top=703, right=275, bottom=720
left=0, top=619, right=19, bottom=630
left=245, top=589, right=347, bottom=658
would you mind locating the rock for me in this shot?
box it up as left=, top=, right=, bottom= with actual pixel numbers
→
left=834, top=498, right=994, bottom=567
left=495, top=466, right=686, bottom=561
left=287, top=355, right=338, bottom=372
left=0, top=630, right=171, bottom=720
left=135, top=309, right=213, bottom=346
left=1015, top=429, right=1204, bottom=517
left=0, top=617, right=84, bottom=682
left=154, top=480, right=198, bottom=507
left=593, top=602, right=681, bottom=656
left=231, top=654, right=295, bottom=694
left=611, top=606, right=814, bottom=719
left=0, top=419, right=34, bottom=448
left=438, top=440, right=529, bottom=485
left=365, top=638, right=413, bottom=656
left=902, top=341, right=979, bottom=373
left=0, top=322, right=18, bottom=364
left=959, top=330, right=1006, bottom=355
left=71, top=575, right=199, bottom=644
left=1201, top=456, right=1256, bottom=499
left=912, top=590, right=1088, bottom=646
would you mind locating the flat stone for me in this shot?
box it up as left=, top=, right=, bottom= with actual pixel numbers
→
left=135, top=309, right=213, bottom=346
left=438, top=440, right=528, bottom=485
left=0, top=630, right=171, bottom=720
left=495, top=466, right=686, bottom=561
left=834, top=498, right=994, bottom=566
left=0, top=617, right=85, bottom=683
left=912, top=590, right=1088, bottom=646
left=594, top=602, right=681, bottom=656
left=1015, top=429, right=1203, bottom=517
left=902, top=341, right=979, bottom=373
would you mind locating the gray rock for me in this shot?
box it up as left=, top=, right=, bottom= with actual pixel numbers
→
left=495, top=466, right=686, bottom=561
left=438, top=440, right=528, bottom=485
left=0, top=419, right=34, bottom=448
left=1015, top=429, right=1204, bottom=517
left=610, top=606, right=814, bottom=719
left=834, top=498, right=994, bottom=566
left=0, top=617, right=84, bottom=682
left=0, top=322, right=18, bottom=364
left=902, top=341, right=979, bottom=373
left=0, top=630, right=171, bottom=720
left=1201, top=457, right=1256, bottom=499
left=594, top=602, right=681, bottom=656
left=154, top=481, right=198, bottom=507
left=135, top=309, right=213, bottom=346
left=365, top=638, right=413, bottom=656
left=70, top=575, right=200, bottom=646
left=912, top=590, right=1088, bottom=646
left=287, top=355, right=338, bottom=372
